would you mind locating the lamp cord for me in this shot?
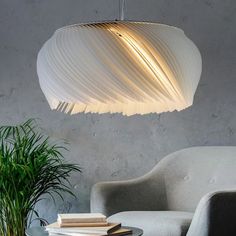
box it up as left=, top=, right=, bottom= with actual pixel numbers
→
left=119, top=0, right=126, bottom=20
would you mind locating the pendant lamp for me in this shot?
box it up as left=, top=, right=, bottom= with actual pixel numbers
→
left=37, top=2, right=202, bottom=116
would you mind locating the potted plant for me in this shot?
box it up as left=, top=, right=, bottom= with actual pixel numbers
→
left=0, top=119, right=81, bottom=236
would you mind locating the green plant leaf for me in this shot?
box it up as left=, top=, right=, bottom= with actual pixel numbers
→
left=0, top=119, right=81, bottom=236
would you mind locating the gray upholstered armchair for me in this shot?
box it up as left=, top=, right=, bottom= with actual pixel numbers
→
left=91, top=146, right=236, bottom=236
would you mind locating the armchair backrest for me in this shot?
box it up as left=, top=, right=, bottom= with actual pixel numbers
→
left=150, top=146, right=236, bottom=212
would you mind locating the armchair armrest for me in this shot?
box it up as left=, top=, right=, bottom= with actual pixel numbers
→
left=187, top=190, right=236, bottom=236
left=90, top=172, right=166, bottom=217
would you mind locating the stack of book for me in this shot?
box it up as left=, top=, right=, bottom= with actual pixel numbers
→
left=46, top=213, right=132, bottom=236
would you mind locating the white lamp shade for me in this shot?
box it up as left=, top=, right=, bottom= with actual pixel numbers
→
left=37, top=22, right=202, bottom=116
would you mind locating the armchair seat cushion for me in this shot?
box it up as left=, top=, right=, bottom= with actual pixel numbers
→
left=108, top=211, right=193, bottom=236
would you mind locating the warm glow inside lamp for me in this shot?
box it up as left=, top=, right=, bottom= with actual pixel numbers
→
left=37, top=2, right=202, bottom=116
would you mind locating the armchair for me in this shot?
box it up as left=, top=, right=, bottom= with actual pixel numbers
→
left=91, top=146, right=236, bottom=236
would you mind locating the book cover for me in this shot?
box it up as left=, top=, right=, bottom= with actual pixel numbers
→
left=58, top=213, right=107, bottom=223
left=46, top=222, right=121, bottom=235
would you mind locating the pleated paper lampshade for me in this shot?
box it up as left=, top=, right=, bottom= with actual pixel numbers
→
left=37, top=21, right=202, bottom=116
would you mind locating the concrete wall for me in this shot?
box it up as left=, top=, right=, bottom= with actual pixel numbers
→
left=1, top=0, right=236, bottom=223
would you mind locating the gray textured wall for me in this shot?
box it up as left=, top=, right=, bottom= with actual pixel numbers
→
left=1, top=0, right=236, bottom=224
